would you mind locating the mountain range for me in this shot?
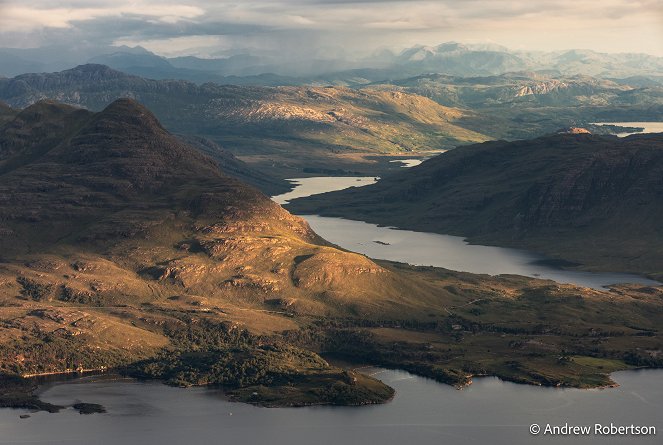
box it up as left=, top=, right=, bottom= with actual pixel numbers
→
left=1, top=63, right=661, bottom=158
left=379, top=72, right=663, bottom=139
left=0, top=64, right=489, bottom=177
left=2, top=42, right=662, bottom=84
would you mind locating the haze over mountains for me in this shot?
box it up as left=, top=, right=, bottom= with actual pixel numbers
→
left=0, top=64, right=493, bottom=178
left=1, top=62, right=661, bottom=163
left=2, top=42, right=663, bottom=84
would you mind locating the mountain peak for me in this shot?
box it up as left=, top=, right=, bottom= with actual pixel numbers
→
left=98, top=98, right=163, bottom=128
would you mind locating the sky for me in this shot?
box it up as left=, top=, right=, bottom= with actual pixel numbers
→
left=0, top=0, right=662, bottom=58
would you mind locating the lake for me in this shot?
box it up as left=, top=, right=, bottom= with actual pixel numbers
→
left=1, top=369, right=660, bottom=445
left=592, top=121, right=663, bottom=137
left=273, top=176, right=660, bottom=289
left=1, top=163, right=661, bottom=445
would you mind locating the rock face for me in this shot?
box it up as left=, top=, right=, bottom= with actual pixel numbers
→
left=557, top=127, right=592, bottom=134
left=287, top=132, right=663, bottom=276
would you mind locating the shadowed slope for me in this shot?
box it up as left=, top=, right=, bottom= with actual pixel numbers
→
left=288, top=132, right=663, bottom=277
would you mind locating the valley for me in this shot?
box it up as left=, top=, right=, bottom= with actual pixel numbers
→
left=0, top=99, right=661, bottom=417
left=288, top=132, right=663, bottom=280
left=1, top=0, right=662, bottom=441
left=2, top=64, right=663, bottom=183
left=0, top=65, right=488, bottom=179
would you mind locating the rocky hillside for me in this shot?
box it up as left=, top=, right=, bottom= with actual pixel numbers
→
left=0, top=65, right=487, bottom=160
left=288, top=132, right=663, bottom=278
left=0, top=98, right=436, bottom=317
left=0, top=98, right=447, bottom=406
left=176, top=134, right=290, bottom=195
left=373, top=72, right=663, bottom=139
left=384, top=72, right=658, bottom=108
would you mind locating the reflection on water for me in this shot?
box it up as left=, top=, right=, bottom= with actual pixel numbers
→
left=592, top=122, right=663, bottom=137
left=302, top=215, right=659, bottom=289
left=272, top=177, right=377, bottom=205
left=274, top=176, right=660, bottom=289
left=0, top=370, right=660, bottom=445
left=389, top=158, right=423, bottom=168
left=1, top=160, right=660, bottom=445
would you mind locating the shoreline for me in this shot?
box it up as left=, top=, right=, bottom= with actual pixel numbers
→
left=6, top=364, right=658, bottom=417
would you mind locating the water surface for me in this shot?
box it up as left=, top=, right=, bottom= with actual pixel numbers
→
left=1, top=369, right=660, bottom=445
left=389, top=158, right=423, bottom=168
left=273, top=176, right=377, bottom=205
left=592, top=121, right=663, bottom=137
left=274, top=176, right=660, bottom=289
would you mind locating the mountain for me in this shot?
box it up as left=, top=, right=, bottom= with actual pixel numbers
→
left=1, top=99, right=662, bottom=411
left=375, top=72, right=663, bottom=139
left=382, top=72, right=662, bottom=108
left=1, top=63, right=661, bottom=162
left=0, top=98, right=425, bottom=406
left=0, top=65, right=488, bottom=176
left=287, top=132, right=663, bottom=279
left=0, top=102, right=16, bottom=125
left=394, top=43, right=527, bottom=76
left=388, top=44, right=663, bottom=79
left=3, top=42, right=662, bottom=84
left=176, top=135, right=290, bottom=195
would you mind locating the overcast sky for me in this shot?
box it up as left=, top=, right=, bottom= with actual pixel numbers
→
left=0, top=0, right=661, bottom=57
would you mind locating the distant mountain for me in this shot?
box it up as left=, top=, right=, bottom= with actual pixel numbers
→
left=387, top=43, right=663, bottom=79
left=369, top=71, right=663, bottom=139
left=394, top=43, right=527, bottom=76
left=288, top=132, right=663, bottom=279
left=88, top=48, right=173, bottom=71
left=380, top=72, right=662, bottom=108
left=0, top=65, right=488, bottom=173
left=2, top=42, right=662, bottom=83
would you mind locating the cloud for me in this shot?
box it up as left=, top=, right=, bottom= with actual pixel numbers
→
left=0, top=1, right=204, bottom=31
left=0, top=0, right=661, bottom=56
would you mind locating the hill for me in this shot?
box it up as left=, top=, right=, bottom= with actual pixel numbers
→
left=287, top=132, right=663, bottom=279
left=0, top=98, right=422, bottom=407
left=0, top=65, right=488, bottom=177
left=1, top=100, right=662, bottom=411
